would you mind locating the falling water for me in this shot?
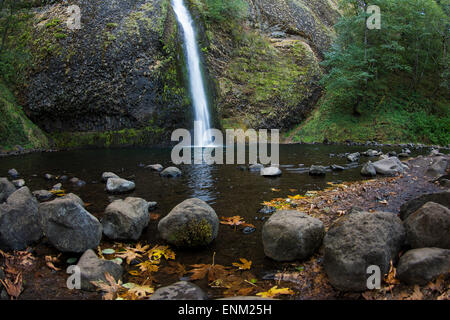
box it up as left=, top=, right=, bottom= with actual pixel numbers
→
left=172, top=0, right=212, bottom=147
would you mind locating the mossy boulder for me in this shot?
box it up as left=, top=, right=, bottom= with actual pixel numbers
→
left=158, top=198, right=219, bottom=247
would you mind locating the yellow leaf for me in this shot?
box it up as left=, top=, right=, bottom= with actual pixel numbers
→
left=256, top=286, right=294, bottom=298
left=232, top=258, right=252, bottom=270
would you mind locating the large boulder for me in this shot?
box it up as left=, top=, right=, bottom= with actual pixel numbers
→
left=158, top=198, right=219, bottom=247
left=0, top=187, right=43, bottom=250
left=76, top=249, right=123, bottom=291
left=160, top=167, right=182, bottom=178
left=400, top=190, right=450, bottom=220
left=260, top=167, right=282, bottom=177
left=106, top=178, right=135, bottom=193
left=0, top=178, right=16, bottom=203
left=324, top=211, right=405, bottom=291
left=425, top=156, right=448, bottom=178
left=262, top=210, right=324, bottom=261
left=149, top=281, right=207, bottom=300
left=102, top=197, right=150, bottom=240
left=60, top=193, right=85, bottom=208
left=38, top=198, right=102, bottom=253
left=404, top=202, right=450, bottom=249
left=397, top=248, right=450, bottom=285
left=372, top=157, right=407, bottom=175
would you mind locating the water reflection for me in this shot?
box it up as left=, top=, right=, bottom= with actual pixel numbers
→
left=187, top=147, right=217, bottom=203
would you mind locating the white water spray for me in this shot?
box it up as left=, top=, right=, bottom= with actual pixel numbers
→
left=172, top=0, right=212, bottom=147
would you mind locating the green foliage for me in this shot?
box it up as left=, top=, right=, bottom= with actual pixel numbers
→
left=197, top=0, right=248, bottom=23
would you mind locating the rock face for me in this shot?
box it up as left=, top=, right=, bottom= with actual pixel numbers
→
left=26, top=0, right=189, bottom=145
left=149, top=281, right=207, bottom=300
left=404, top=202, right=450, bottom=249
left=309, top=165, right=327, bottom=176
left=361, top=161, right=376, bottom=177
left=101, top=172, right=120, bottom=182
left=260, top=167, right=282, bottom=177
left=0, top=187, right=43, bottom=250
left=158, top=198, right=219, bottom=247
left=397, top=248, right=450, bottom=285
left=76, top=249, right=123, bottom=291
left=102, top=197, right=150, bottom=240
left=262, top=210, right=325, bottom=261
left=0, top=178, right=16, bottom=203
left=324, top=211, right=405, bottom=291
left=106, top=178, right=135, bottom=193
left=372, top=157, right=406, bottom=175
left=400, top=190, right=450, bottom=220
left=38, top=198, right=102, bottom=253
left=160, top=167, right=182, bottom=178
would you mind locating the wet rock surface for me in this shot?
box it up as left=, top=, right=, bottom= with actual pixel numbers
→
left=149, top=281, right=207, bottom=300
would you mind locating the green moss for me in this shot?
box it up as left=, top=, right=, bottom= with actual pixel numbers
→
left=44, top=18, right=61, bottom=28
left=53, top=32, right=66, bottom=39
left=168, top=218, right=214, bottom=247
left=106, top=22, right=118, bottom=29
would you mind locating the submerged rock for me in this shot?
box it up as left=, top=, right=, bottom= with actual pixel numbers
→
left=38, top=198, right=102, bottom=253
left=106, top=178, right=135, bottom=193
left=149, top=281, right=207, bottom=300
left=160, top=167, right=182, bottom=178
left=76, top=249, right=123, bottom=291
left=397, top=248, right=450, bottom=285
left=0, top=187, right=43, bottom=250
left=260, top=167, right=282, bottom=177
left=324, top=211, right=405, bottom=291
left=404, top=202, right=450, bottom=249
left=262, top=210, right=324, bottom=262
left=102, top=197, right=150, bottom=240
left=158, top=198, right=219, bottom=247
left=400, top=190, right=450, bottom=220
left=0, top=178, right=16, bottom=203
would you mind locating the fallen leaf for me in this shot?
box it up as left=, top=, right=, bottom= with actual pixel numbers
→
left=0, top=272, right=22, bottom=299
left=232, top=258, right=252, bottom=270
left=256, top=286, right=294, bottom=298
left=91, top=272, right=122, bottom=300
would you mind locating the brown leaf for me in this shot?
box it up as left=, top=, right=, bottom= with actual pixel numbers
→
left=0, top=272, right=22, bottom=299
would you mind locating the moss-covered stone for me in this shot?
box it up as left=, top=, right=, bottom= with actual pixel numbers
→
left=168, top=218, right=214, bottom=247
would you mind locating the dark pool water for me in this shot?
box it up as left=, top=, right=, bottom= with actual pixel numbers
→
left=0, top=144, right=428, bottom=296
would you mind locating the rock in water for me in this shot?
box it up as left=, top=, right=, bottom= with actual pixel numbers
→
left=249, top=164, right=264, bottom=172
left=146, top=164, right=163, bottom=172
left=330, top=165, right=345, bottom=171
left=400, top=190, right=450, bottom=220
left=262, top=210, right=324, bottom=261
left=397, top=248, right=450, bottom=285
left=106, top=178, right=135, bottom=193
left=149, top=281, right=207, bottom=300
left=361, top=161, right=376, bottom=177
left=160, top=167, right=182, bottom=178
left=372, top=157, right=406, bottom=175
left=347, top=152, right=360, bottom=162
left=404, top=202, right=450, bottom=249
left=101, top=172, right=120, bottom=182
left=102, top=197, right=150, bottom=240
left=32, top=190, right=55, bottom=202
left=38, top=198, right=102, bottom=253
left=7, top=169, right=19, bottom=179
left=309, top=165, right=327, bottom=176
left=76, top=249, right=123, bottom=291
left=260, top=167, right=282, bottom=177
left=158, top=198, right=219, bottom=247
left=12, top=179, right=25, bottom=188
left=425, top=156, right=448, bottom=178
left=0, top=187, right=43, bottom=250
left=0, top=178, right=16, bottom=203
left=324, top=211, right=405, bottom=291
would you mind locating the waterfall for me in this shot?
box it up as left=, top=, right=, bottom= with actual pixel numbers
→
left=172, top=0, right=212, bottom=147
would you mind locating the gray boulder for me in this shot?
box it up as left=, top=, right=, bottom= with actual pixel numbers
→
left=102, top=197, right=150, bottom=240
left=324, top=211, right=405, bottom=291
left=397, top=248, right=450, bottom=285
left=262, top=210, right=325, bottom=261
left=12, top=179, right=25, bottom=188
left=361, top=161, right=376, bottom=177
left=32, top=190, right=55, bottom=202
left=7, top=169, right=19, bottom=179
left=38, top=198, right=102, bottom=253
left=60, top=193, right=85, bottom=208
left=101, top=172, right=120, bottom=182
left=149, top=281, right=207, bottom=300
left=76, top=249, right=123, bottom=291
left=425, top=156, right=448, bottom=178
left=400, top=190, right=450, bottom=220
left=0, top=187, right=43, bottom=250
left=160, top=167, right=182, bottom=177
left=347, top=152, right=360, bottom=162
left=158, top=198, right=219, bottom=247
left=146, top=164, right=163, bottom=172
left=106, top=178, right=135, bottom=193
left=260, top=167, right=282, bottom=177
left=0, top=178, right=16, bottom=203
left=372, top=157, right=406, bottom=175
left=404, top=202, right=450, bottom=249
left=309, top=165, right=327, bottom=176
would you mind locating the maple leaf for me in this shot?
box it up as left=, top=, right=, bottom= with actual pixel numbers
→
left=0, top=272, right=22, bottom=299
left=220, top=216, right=255, bottom=229
left=189, top=253, right=229, bottom=283
left=136, top=260, right=159, bottom=273
left=256, top=286, right=294, bottom=298
left=45, top=255, right=61, bottom=271
left=384, top=260, right=400, bottom=285
left=232, top=258, right=252, bottom=270
left=148, top=245, right=175, bottom=263
left=91, top=272, right=122, bottom=300
left=163, top=261, right=187, bottom=278
left=128, top=285, right=154, bottom=299
left=116, top=249, right=142, bottom=265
